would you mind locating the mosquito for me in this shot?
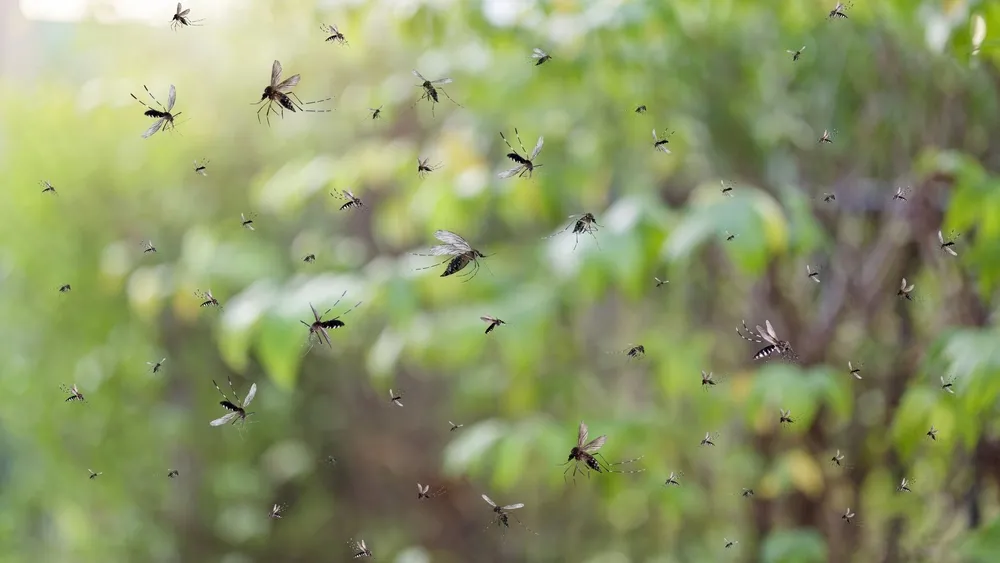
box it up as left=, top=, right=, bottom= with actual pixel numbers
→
left=725, top=230, right=737, bottom=241
left=544, top=213, right=602, bottom=251
left=350, top=538, right=372, bottom=558
left=563, top=421, right=645, bottom=481
left=737, top=319, right=794, bottom=361
left=40, top=180, right=57, bottom=195
left=131, top=85, right=181, bottom=138
left=806, top=265, right=820, bottom=283
left=927, top=426, right=938, bottom=441
left=654, top=277, right=669, bottom=287
left=300, top=295, right=362, bottom=349
left=255, top=60, right=332, bottom=126
left=88, top=469, right=102, bottom=480
left=331, top=189, right=364, bottom=211
left=822, top=192, right=836, bottom=202
left=634, top=105, right=647, bottom=114
left=940, top=375, right=956, bottom=394
left=725, top=538, right=739, bottom=549
left=62, top=384, right=85, bottom=402
left=241, top=212, right=256, bottom=230
left=303, top=254, right=316, bottom=263
left=449, top=421, right=464, bottom=431
left=892, top=186, right=910, bottom=201
left=498, top=129, right=544, bottom=179
left=841, top=508, right=857, bottom=524
left=413, top=230, right=489, bottom=280
left=740, top=488, right=755, bottom=498
left=780, top=409, right=794, bottom=425
left=532, top=47, right=552, bottom=65
left=829, top=1, right=852, bottom=19
left=210, top=377, right=256, bottom=428
left=482, top=494, right=537, bottom=535
left=652, top=129, right=673, bottom=153
left=720, top=180, right=734, bottom=197
left=412, top=69, right=461, bottom=116
left=57, top=283, right=72, bottom=293
left=849, top=361, right=862, bottom=379
left=897, top=477, right=912, bottom=492
left=417, top=483, right=446, bottom=500
left=269, top=503, right=286, bottom=519
left=195, top=289, right=221, bottom=309
left=167, top=469, right=180, bottom=478
left=389, top=389, right=404, bottom=407
left=147, top=358, right=166, bottom=374
left=831, top=450, right=845, bottom=466
left=141, top=240, right=157, bottom=254
left=664, top=471, right=683, bottom=486
left=417, top=158, right=442, bottom=178
left=701, top=370, right=717, bottom=388
left=320, top=23, right=348, bottom=45
left=481, top=316, right=506, bottom=334
left=609, top=344, right=645, bottom=360
left=193, top=159, right=209, bottom=176
left=938, top=230, right=959, bottom=256
left=170, top=3, right=203, bottom=30
left=787, top=45, right=806, bottom=61
left=818, top=129, right=835, bottom=143
left=898, top=278, right=915, bottom=301
left=700, top=432, right=719, bottom=446
left=369, top=106, right=382, bottom=120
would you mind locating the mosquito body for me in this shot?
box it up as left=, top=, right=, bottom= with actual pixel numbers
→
left=634, top=105, right=647, bottom=114
left=831, top=450, right=845, bottom=466
left=822, top=192, right=836, bottom=202
left=893, top=186, right=910, bottom=202
left=664, top=471, right=682, bottom=486
left=59, top=284, right=72, bottom=293
left=807, top=265, right=820, bottom=283
left=700, top=432, right=718, bottom=447
left=413, top=230, right=489, bottom=280
left=193, top=159, right=209, bottom=176
left=88, top=469, right=102, bottom=480
left=269, top=503, right=286, bottom=519
left=610, top=344, right=645, bottom=360
left=737, top=319, right=794, bottom=361
left=320, top=23, right=348, bottom=45
left=701, top=370, right=717, bottom=388
left=897, top=478, right=912, bottom=492
left=652, top=129, right=673, bottom=153
left=210, top=377, right=256, bottom=428
left=654, top=277, right=669, bottom=287
left=898, top=278, right=915, bottom=301
left=195, top=289, right=221, bottom=309
left=417, top=483, right=445, bottom=500
left=779, top=409, right=794, bottom=425
left=720, top=180, right=734, bottom=197
left=147, top=358, right=166, bottom=374
left=481, top=316, right=506, bottom=334
left=849, top=361, right=862, bottom=380
left=818, top=129, right=835, bottom=143
left=389, top=389, right=403, bottom=407
left=131, top=85, right=181, bottom=138
left=481, top=494, right=536, bottom=535
left=412, top=69, right=461, bottom=116
left=141, top=240, right=157, bottom=254
left=62, top=384, right=85, bottom=402
left=167, top=469, right=180, bottom=478
left=449, top=421, right=463, bottom=431
left=170, top=3, right=203, bottom=29
left=788, top=45, right=806, bottom=61
left=241, top=212, right=256, bottom=230
left=940, top=375, right=955, bottom=394
left=938, top=230, right=959, bottom=256
left=331, top=189, right=364, bottom=211
left=563, top=421, right=645, bottom=481
left=498, top=129, right=544, bottom=179
left=255, top=60, right=332, bottom=126
left=303, top=254, right=316, bottom=263
left=350, top=539, right=372, bottom=558
left=927, top=426, right=938, bottom=440
left=300, top=295, right=362, bottom=349
left=417, top=158, right=442, bottom=178
left=40, top=180, right=57, bottom=195
left=531, top=47, right=551, bottom=65
left=725, top=230, right=737, bottom=241
left=841, top=508, right=856, bottom=524
left=725, top=538, right=738, bottom=549
left=369, top=106, right=382, bottom=120
left=828, top=1, right=852, bottom=19
left=740, top=488, right=755, bottom=498
left=545, top=212, right=601, bottom=251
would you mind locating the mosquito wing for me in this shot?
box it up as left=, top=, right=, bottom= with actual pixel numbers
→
left=577, top=421, right=588, bottom=448
left=756, top=324, right=778, bottom=345
left=242, top=383, right=257, bottom=407
left=532, top=48, right=547, bottom=58
left=166, top=84, right=176, bottom=111
left=412, top=69, right=427, bottom=82
left=937, top=230, right=945, bottom=244
left=276, top=74, right=301, bottom=92
left=270, top=60, right=283, bottom=87
left=582, top=435, right=606, bottom=454
left=652, top=129, right=659, bottom=141
left=501, top=503, right=524, bottom=511
left=945, top=246, right=958, bottom=256
left=530, top=136, right=544, bottom=159
left=433, top=230, right=472, bottom=252
left=176, top=3, right=182, bottom=15
left=498, top=164, right=526, bottom=179
left=765, top=320, right=779, bottom=340
left=431, top=77, right=453, bottom=85
left=142, top=118, right=166, bottom=138
left=481, top=494, right=496, bottom=507
left=210, top=411, right=239, bottom=426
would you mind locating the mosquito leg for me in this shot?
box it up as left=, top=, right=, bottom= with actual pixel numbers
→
left=228, top=376, right=242, bottom=406
left=589, top=230, right=601, bottom=251
left=438, top=87, right=463, bottom=107
left=414, top=258, right=452, bottom=271
left=212, top=380, right=230, bottom=402
left=513, top=128, right=526, bottom=155
left=144, top=85, right=166, bottom=111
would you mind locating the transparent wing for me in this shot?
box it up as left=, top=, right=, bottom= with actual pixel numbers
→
left=433, top=230, right=472, bottom=252
left=946, top=246, right=958, bottom=256
left=166, top=85, right=176, bottom=111
left=577, top=421, right=588, bottom=448
left=179, top=8, right=190, bottom=16
left=501, top=503, right=524, bottom=510
left=210, top=412, right=239, bottom=426
left=431, top=77, right=453, bottom=85
left=412, top=69, right=427, bottom=82
left=176, top=3, right=182, bottom=15
left=756, top=324, right=777, bottom=345
left=242, top=383, right=257, bottom=407
left=498, top=164, right=525, bottom=179
left=532, top=48, right=546, bottom=58
left=652, top=129, right=658, bottom=141
left=481, top=494, right=496, bottom=507
left=531, top=136, right=544, bottom=159
left=765, top=320, right=778, bottom=340
left=938, top=230, right=945, bottom=244
left=277, top=74, right=301, bottom=92
left=142, top=118, right=166, bottom=138
left=480, top=316, right=497, bottom=324
left=270, top=60, right=283, bottom=87
left=420, top=243, right=463, bottom=256
left=582, top=435, right=606, bottom=453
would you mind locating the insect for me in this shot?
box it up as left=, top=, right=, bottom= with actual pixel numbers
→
left=131, top=85, right=181, bottom=138
left=938, top=230, right=959, bottom=256
left=449, top=421, right=464, bottom=431
left=412, top=69, right=461, bottom=116
left=898, top=278, right=915, bottom=301
left=700, top=432, right=719, bottom=446
left=331, top=189, right=364, bottom=211
left=141, top=240, right=157, bottom=254
left=779, top=409, right=795, bottom=425
left=654, top=277, right=669, bottom=287
left=720, top=180, right=734, bottom=197
left=300, top=295, right=362, bottom=349
left=892, top=186, right=910, bottom=201
left=664, top=471, right=682, bottom=486
left=241, top=212, right=256, bottom=231
left=787, top=45, right=806, bottom=61
left=725, top=230, right=737, bottom=241
left=254, top=60, right=332, bottom=126
left=831, top=450, right=845, bottom=466
left=417, top=483, right=446, bottom=500
left=40, top=180, right=57, bottom=195
left=195, top=289, right=221, bottom=309
left=498, top=129, right=544, bottom=179
left=563, top=421, right=645, bottom=481
left=350, top=538, right=372, bottom=558
left=481, top=316, right=506, bottom=334
left=701, top=370, right=717, bottom=388
left=62, top=384, right=85, bottom=402
left=897, top=478, right=912, bottom=492
left=940, top=375, right=956, bottom=394
left=545, top=213, right=602, bottom=251
left=481, top=494, right=536, bottom=536
left=170, top=3, right=203, bottom=30
left=531, top=47, right=552, bottom=65
left=841, top=508, right=857, bottom=524
left=269, top=503, right=286, bottom=519
left=818, top=129, right=835, bottom=143
left=609, top=344, right=645, bottom=360
left=368, top=106, right=382, bottom=120
left=193, top=159, right=209, bottom=176
left=303, top=254, right=316, bottom=263
left=652, top=129, right=673, bottom=153
left=927, top=426, right=938, bottom=440
left=147, top=358, right=166, bottom=374
left=59, top=284, right=72, bottom=293
left=167, top=469, right=180, bottom=478
left=320, top=23, right=348, bottom=45
left=736, top=319, right=794, bottom=361
left=417, top=158, right=442, bottom=178
left=828, top=1, right=852, bottom=19
left=725, top=538, right=739, bottom=549
left=209, top=377, right=256, bottom=428
left=634, top=105, right=647, bottom=114
left=413, top=230, right=489, bottom=280
left=740, top=488, right=755, bottom=498
left=806, top=264, right=820, bottom=283
left=88, top=469, right=102, bottom=480
left=849, top=361, right=862, bottom=380
left=389, top=389, right=404, bottom=407
left=821, top=192, right=837, bottom=203
left=324, top=456, right=337, bottom=466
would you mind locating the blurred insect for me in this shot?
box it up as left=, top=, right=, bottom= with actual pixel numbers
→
left=389, top=389, right=404, bottom=407
left=892, top=186, right=910, bottom=202
left=62, top=384, right=85, bottom=402
left=324, top=455, right=337, bottom=466
left=350, top=538, right=372, bottom=558
left=147, top=358, right=166, bottom=374
left=634, top=105, right=647, bottom=114
left=498, top=129, right=544, bottom=179
left=737, top=319, right=794, bottom=361
left=255, top=60, right=332, bottom=126
left=740, top=488, right=755, bottom=498
left=849, top=361, right=862, bottom=380
left=609, top=344, right=645, bottom=361
left=417, top=483, right=446, bottom=500
left=654, top=277, right=669, bottom=287
left=449, top=421, right=464, bottom=431
left=720, top=180, right=734, bottom=197
left=413, top=230, right=489, bottom=280
left=141, top=240, right=157, bottom=254
left=170, top=3, right=203, bottom=30
left=831, top=450, right=845, bottom=466
left=193, top=159, right=209, bottom=176
left=822, top=192, right=836, bottom=202
left=664, top=471, right=683, bottom=486
left=725, top=230, right=737, bottom=241
left=780, top=409, right=795, bottom=426
left=482, top=494, right=537, bottom=536
left=331, top=189, right=364, bottom=211
left=167, top=469, right=179, bottom=478
left=818, top=129, right=835, bottom=143
left=898, top=278, right=915, bottom=301
left=269, top=503, right=286, bottom=519
left=701, top=370, right=717, bottom=389
left=938, top=230, right=959, bottom=256
left=195, top=289, right=221, bottom=309
left=841, top=508, right=857, bottom=524
left=725, top=538, right=739, bottom=549
left=40, top=180, right=57, bottom=195
left=368, top=106, right=382, bottom=120
left=481, top=316, right=506, bottom=334
left=131, top=85, right=181, bottom=138
left=563, top=421, right=645, bottom=482
left=209, top=377, right=256, bottom=428
left=417, top=157, right=442, bottom=178
left=787, top=45, right=806, bottom=61
left=241, top=212, right=256, bottom=231
left=927, top=426, right=938, bottom=441
left=59, top=284, right=72, bottom=293
left=652, top=129, right=673, bottom=153
left=700, top=432, right=719, bottom=446
left=303, top=254, right=316, bottom=263
left=807, top=265, right=820, bottom=283
left=940, top=375, right=956, bottom=394
left=897, top=478, right=912, bottom=492
left=545, top=213, right=602, bottom=251
left=412, top=69, right=461, bottom=116
left=828, top=1, right=852, bottom=19
left=300, top=295, right=362, bottom=349
left=531, top=47, right=552, bottom=65
left=320, top=23, right=348, bottom=45
left=88, top=469, right=102, bottom=480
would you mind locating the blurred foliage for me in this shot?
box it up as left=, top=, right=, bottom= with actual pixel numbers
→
left=2, top=0, right=1000, bottom=561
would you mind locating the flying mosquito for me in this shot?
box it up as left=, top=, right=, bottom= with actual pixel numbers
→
left=822, top=192, right=836, bottom=202
left=634, top=105, right=647, bottom=114
left=368, top=106, right=382, bottom=120
left=482, top=494, right=536, bottom=535
left=609, top=344, right=645, bottom=360
left=350, top=539, right=372, bottom=558
left=725, top=538, right=739, bottom=549
left=927, top=426, right=938, bottom=441
left=938, top=230, right=959, bottom=256
left=481, top=316, right=506, bottom=334
left=167, top=469, right=180, bottom=478
left=531, top=47, right=552, bottom=65
left=498, top=129, right=544, bottom=179
left=806, top=265, right=820, bottom=283
left=787, top=45, right=806, bottom=61
left=141, top=240, right=157, bottom=254
left=389, top=389, right=404, bottom=407
left=700, top=432, right=719, bottom=446
left=545, top=213, right=602, bottom=251
left=269, top=503, right=286, bottom=519
left=652, top=129, right=673, bottom=153
left=701, top=370, right=717, bottom=389
left=892, top=186, right=910, bottom=201
left=654, top=277, right=669, bottom=287
left=210, top=377, right=256, bottom=428
left=720, top=180, right=734, bottom=197
left=818, top=129, right=835, bottom=143
left=831, top=450, right=845, bottom=466
left=241, top=212, right=256, bottom=230
left=897, top=478, right=912, bottom=492
left=940, top=375, right=956, bottom=394
left=563, top=421, right=645, bottom=481
left=131, top=85, right=181, bottom=138
left=828, top=1, right=852, bottom=19
left=40, top=180, right=57, bottom=195
left=849, top=361, right=862, bottom=380
left=88, top=469, right=102, bottom=480
left=417, top=158, right=442, bottom=178
left=195, top=289, right=221, bottom=309
left=780, top=409, right=795, bottom=425
left=193, top=159, right=209, bottom=176
left=898, top=278, right=915, bottom=300
left=841, top=508, right=857, bottom=524
left=255, top=60, right=332, bottom=126
left=320, top=23, right=348, bottom=45
left=412, top=69, right=461, bottom=116
left=725, top=230, right=737, bottom=241
left=300, top=295, right=362, bottom=349
left=170, top=3, right=203, bottom=30
left=664, top=471, right=682, bottom=486
left=449, top=421, right=464, bottom=431
left=737, top=319, right=794, bottom=361
left=332, top=189, right=364, bottom=211
left=417, top=483, right=446, bottom=500
left=303, top=254, right=316, bottom=263
left=147, top=358, right=166, bottom=374
left=59, top=284, right=72, bottom=293
left=413, top=230, right=489, bottom=280
left=62, top=384, right=85, bottom=402
left=740, top=488, right=755, bottom=498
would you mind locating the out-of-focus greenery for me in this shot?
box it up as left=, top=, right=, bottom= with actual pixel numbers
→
left=2, top=0, right=1000, bottom=561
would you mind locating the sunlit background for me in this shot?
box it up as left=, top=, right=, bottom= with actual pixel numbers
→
left=2, top=0, right=1000, bottom=561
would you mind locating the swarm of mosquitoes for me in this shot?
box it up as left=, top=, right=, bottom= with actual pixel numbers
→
left=44, top=3, right=974, bottom=556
